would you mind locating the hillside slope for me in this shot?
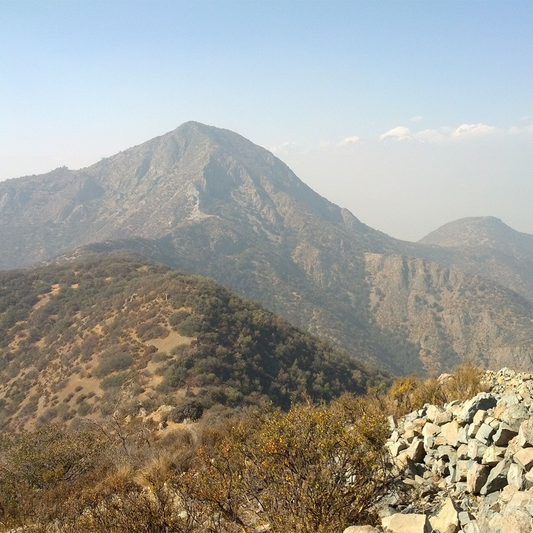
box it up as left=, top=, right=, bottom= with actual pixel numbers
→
left=0, top=253, right=382, bottom=431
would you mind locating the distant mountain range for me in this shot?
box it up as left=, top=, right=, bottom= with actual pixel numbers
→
left=2, top=122, right=533, bottom=374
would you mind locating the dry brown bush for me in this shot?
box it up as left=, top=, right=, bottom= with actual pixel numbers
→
left=377, top=362, right=485, bottom=419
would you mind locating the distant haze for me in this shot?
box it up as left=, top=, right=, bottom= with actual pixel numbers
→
left=273, top=130, right=533, bottom=241
left=1, top=0, right=532, bottom=241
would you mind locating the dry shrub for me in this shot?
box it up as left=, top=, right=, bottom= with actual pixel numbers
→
left=175, top=402, right=391, bottom=533
left=380, top=362, right=485, bottom=419
left=440, top=363, right=486, bottom=402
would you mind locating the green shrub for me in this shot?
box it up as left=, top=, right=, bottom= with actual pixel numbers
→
left=100, top=371, right=130, bottom=390
left=94, top=352, right=134, bottom=378
left=175, top=315, right=204, bottom=337
left=168, top=309, right=190, bottom=327
left=169, top=400, right=204, bottom=423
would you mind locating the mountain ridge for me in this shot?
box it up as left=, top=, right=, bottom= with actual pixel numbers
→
left=3, top=122, right=533, bottom=374
left=0, top=253, right=382, bottom=432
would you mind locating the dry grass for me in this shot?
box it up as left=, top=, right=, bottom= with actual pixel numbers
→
left=361, top=362, right=486, bottom=419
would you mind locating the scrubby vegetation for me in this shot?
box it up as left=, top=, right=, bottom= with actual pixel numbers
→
left=0, top=399, right=390, bottom=533
left=0, top=364, right=484, bottom=533
left=0, top=253, right=386, bottom=430
left=0, top=252, right=487, bottom=532
left=357, top=362, right=485, bottom=420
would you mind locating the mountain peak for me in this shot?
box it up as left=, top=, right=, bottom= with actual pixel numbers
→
left=0, top=122, right=350, bottom=270
left=419, top=216, right=516, bottom=248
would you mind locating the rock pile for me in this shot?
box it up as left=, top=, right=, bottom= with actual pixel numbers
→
left=347, top=368, right=533, bottom=533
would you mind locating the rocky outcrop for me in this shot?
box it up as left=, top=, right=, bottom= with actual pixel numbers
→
left=365, top=368, right=533, bottom=532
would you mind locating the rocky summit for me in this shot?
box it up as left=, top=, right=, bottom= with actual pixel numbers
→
left=354, top=368, right=533, bottom=532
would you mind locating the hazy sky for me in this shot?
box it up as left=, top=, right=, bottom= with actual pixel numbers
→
left=1, top=1, right=532, bottom=241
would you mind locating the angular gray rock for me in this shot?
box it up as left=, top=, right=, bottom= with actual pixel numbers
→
left=467, top=439, right=487, bottom=461
left=480, top=459, right=510, bottom=495
left=380, top=369, right=533, bottom=531
left=459, top=393, right=497, bottom=424
left=492, top=423, right=518, bottom=446
left=475, top=423, right=495, bottom=445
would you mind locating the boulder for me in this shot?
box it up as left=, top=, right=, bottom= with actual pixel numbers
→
left=488, top=510, right=533, bottom=533
left=389, top=441, right=408, bottom=457
left=425, top=404, right=443, bottom=422
left=434, top=410, right=453, bottom=425
left=467, top=439, right=487, bottom=461
left=514, top=447, right=533, bottom=470
left=457, top=443, right=469, bottom=459
left=480, top=459, right=510, bottom=495
left=406, top=438, right=426, bottom=463
left=429, top=497, right=460, bottom=533
left=382, top=513, right=432, bottom=533
left=456, top=459, right=473, bottom=481
left=499, top=404, right=530, bottom=431
left=481, top=445, right=506, bottom=466
left=422, top=422, right=441, bottom=439
left=436, top=445, right=457, bottom=463
left=492, top=423, right=518, bottom=446
left=459, top=393, right=497, bottom=424
left=473, top=409, right=487, bottom=427
left=441, top=420, right=460, bottom=447
left=457, top=425, right=469, bottom=445
left=507, top=462, right=524, bottom=490
left=502, top=490, right=533, bottom=516
left=475, top=423, right=495, bottom=445
left=467, top=463, right=490, bottom=494
left=517, top=419, right=533, bottom=448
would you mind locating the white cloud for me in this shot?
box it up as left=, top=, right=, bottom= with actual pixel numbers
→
left=379, top=126, right=413, bottom=142
left=378, top=123, right=500, bottom=144
left=411, top=115, right=423, bottom=122
left=413, top=127, right=454, bottom=143
left=451, top=123, right=497, bottom=139
left=337, top=135, right=361, bottom=147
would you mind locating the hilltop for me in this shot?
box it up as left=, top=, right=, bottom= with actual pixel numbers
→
left=0, top=253, right=382, bottom=431
left=417, top=217, right=533, bottom=301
